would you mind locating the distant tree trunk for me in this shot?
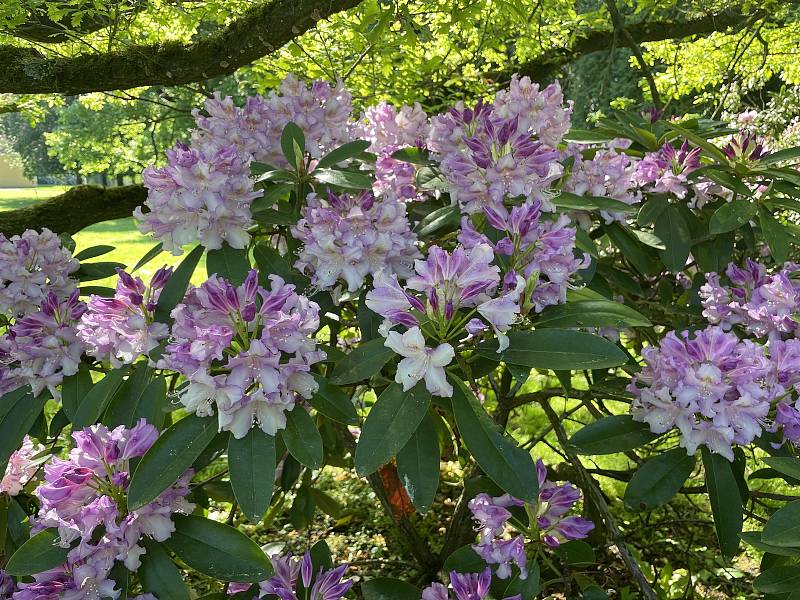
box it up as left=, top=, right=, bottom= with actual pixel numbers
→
left=116, top=174, right=124, bottom=186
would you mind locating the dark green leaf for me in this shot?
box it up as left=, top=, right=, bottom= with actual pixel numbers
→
left=4, top=529, right=70, bottom=576
left=630, top=229, right=665, bottom=250
left=308, top=376, right=358, bottom=425
left=316, top=140, right=372, bottom=169
left=709, top=200, right=758, bottom=235
left=362, top=578, right=421, bottom=600
left=552, top=191, right=637, bottom=214
left=763, top=501, right=800, bottom=547
left=536, top=300, right=650, bottom=329
left=442, top=545, right=486, bottom=573
left=61, top=363, right=92, bottom=421
left=451, top=379, right=538, bottom=501
left=478, top=330, right=628, bottom=370
left=603, top=223, right=661, bottom=276
left=694, top=232, right=734, bottom=273
left=313, top=168, right=373, bottom=190
left=76, top=261, right=125, bottom=281
left=206, top=243, right=250, bottom=285
left=764, top=457, right=800, bottom=480
left=569, top=416, right=659, bottom=455
left=73, top=245, right=115, bottom=261
left=356, top=383, right=431, bottom=476
left=759, top=146, right=800, bottom=166
left=128, top=415, right=218, bottom=509
left=637, top=196, right=668, bottom=226
left=495, top=562, right=540, bottom=600
left=140, top=539, right=190, bottom=600
left=624, top=448, right=695, bottom=510
left=282, top=406, right=324, bottom=469
left=228, top=429, right=276, bottom=522
left=309, top=488, right=343, bottom=518
left=252, top=207, right=297, bottom=227
left=166, top=514, right=273, bottom=582
left=0, top=391, right=47, bottom=476
left=754, top=566, right=800, bottom=593
left=310, top=539, right=334, bottom=570
left=281, top=122, right=305, bottom=170
left=740, top=531, right=800, bottom=557
left=759, top=206, right=791, bottom=263
left=396, top=412, right=440, bottom=513
left=72, top=366, right=129, bottom=429
left=655, top=205, right=691, bottom=272
left=252, top=243, right=308, bottom=291
left=104, top=361, right=152, bottom=427
left=80, top=285, right=116, bottom=297
left=109, top=374, right=167, bottom=430
left=329, top=338, right=394, bottom=384
left=702, top=448, right=743, bottom=559
left=414, top=205, right=460, bottom=237
left=391, top=147, right=434, bottom=165
left=666, top=123, right=727, bottom=163
left=132, top=242, right=164, bottom=273
left=154, top=245, right=204, bottom=324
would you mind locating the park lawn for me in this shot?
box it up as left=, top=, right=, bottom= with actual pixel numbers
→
left=0, top=186, right=206, bottom=287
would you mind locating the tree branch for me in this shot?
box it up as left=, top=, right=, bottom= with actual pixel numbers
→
left=0, top=184, right=146, bottom=236
left=0, top=0, right=364, bottom=95
left=9, top=0, right=144, bottom=43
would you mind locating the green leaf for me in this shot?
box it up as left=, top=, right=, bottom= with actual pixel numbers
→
left=308, top=376, right=358, bottom=425
left=694, top=232, right=734, bottom=273
left=759, top=206, right=791, bottom=263
left=451, top=379, right=538, bottom=502
left=362, top=578, right=421, bottom=600
left=76, top=261, right=125, bottom=281
left=637, top=196, right=668, bottom=226
left=709, top=199, right=758, bottom=235
left=536, top=300, right=650, bottom=329
left=603, top=223, right=661, bottom=276
left=154, top=244, right=204, bottom=324
left=552, top=191, right=637, bottom=214
left=132, top=242, right=164, bottom=272
left=73, top=245, right=115, bottom=261
left=316, top=139, right=372, bottom=169
left=624, top=448, right=695, bottom=510
left=282, top=406, right=324, bottom=469
left=166, top=514, right=273, bottom=582
left=442, top=545, right=486, bottom=573
left=109, top=372, right=167, bottom=430
left=206, top=243, right=250, bottom=285
left=568, top=416, right=659, bottom=455
left=281, top=122, right=305, bottom=169
left=0, top=390, right=47, bottom=476
left=252, top=207, right=297, bottom=227
left=357, top=288, right=381, bottom=341
left=396, top=411, right=440, bottom=513
left=72, top=366, right=129, bottom=429
left=414, top=204, right=460, bottom=237
left=329, top=338, right=394, bottom=384
left=700, top=166, right=752, bottom=196
left=478, top=330, right=628, bottom=370
left=763, top=501, right=800, bottom=547
left=128, top=415, right=218, bottom=510
left=356, top=383, right=431, bottom=477
left=252, top=243, right=308, bottom=291
left=702, top=448, right=743, bottom=559
left=759, top=146, right=800, bottom=166
left=4, top=529, right=70, bottom=575
left=61, top=363, right=93, bottom=421
left=654, top=205, right=691, bottom=272
left=666, top=123, right=727, bottom=163
left=754, top=566, right=800, bottom=593
left=309, top=539, right=334, bottom=570
left=630, top=229, right=666, bottom=250
left=740, top=531, right=800, bottom=557
left=391, top=147, right=434, bottom=165
left=494, top=562, right=540, bottom=600
left=228, top=429, right=276, bottom=522
left=764, top=457, right=800, bottom=480
left=313, top=168, right=373, bottom=190
left=104, top=361, right=152, bottom=427
left=139, top=539, right=190, bottom=600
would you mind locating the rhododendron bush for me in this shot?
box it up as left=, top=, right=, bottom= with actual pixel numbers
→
left=3, top=74, right=800, bottom=600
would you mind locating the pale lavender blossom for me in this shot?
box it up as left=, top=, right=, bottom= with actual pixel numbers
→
left=535, top=460, right=594, bottom=548
left=635, top=140, right=701, bottom=199
left=0, top=436, right=45, bottom=496
left=159, top=269, right=324, bottom=438
left=0, top=228, right=78, bottom=318
left=421, top=568, right=521, bottom=600
left=492, top=75, right=572, bottom=147
left=77, top=267, right=172, bottom=367
left=292, top=190, right=420, bottom=292
left=0, top=291, right=86, bottom=398
left=135, top=142, right=262, bottom=254
left=384, top=327, right=454, bottom=397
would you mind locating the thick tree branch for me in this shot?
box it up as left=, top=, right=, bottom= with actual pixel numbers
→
left=9, top=0, right=144, bottom=43
left=0, top=0, right=363, bottom=95
left=0, top=184, right=146, bottom=237
left=512, top=7, right=767, bottom=81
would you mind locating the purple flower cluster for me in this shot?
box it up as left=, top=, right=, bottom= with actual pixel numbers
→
left=14, top=420, right=193, bottom=600
left=628, top=326, right=777, bottom=460
left=135, top=142, right=262, bottom=255
left=491, top=76, right=572, bottom=148
left=564, top=147, right=641, bottom=223
left=193, top=75, right=353, bottom=167
left=721, top=130, right=769, bottom=163
left=158, top=269, right=324, bottom=438
left=421, top=568, right=521, bottom=600
left=0, top=436, right=44, bottom=496
left=0, top=291, right=85, bottom=398
left=0, top=229, right=78, bottom=318
left=459, top=200, right=589, bottom=313
left=77, top=267, right=172, bottom=368
left=229, top=552, right=353, bottom=600
left=291, top=190, right=420, bottom=292
left=700, top=260, right=800, bottom=340
left=635, top=140, right=701, bottom=199
left=467, top=460, right=593, bottom=578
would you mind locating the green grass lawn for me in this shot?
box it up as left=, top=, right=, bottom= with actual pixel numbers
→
left=0, top=185, right=205, bottom=287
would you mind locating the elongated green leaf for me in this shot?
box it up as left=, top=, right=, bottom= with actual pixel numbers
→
left=536, top=300, right=650, bottom=329
left=356, top=383, right=431, bottom=476
left=362, top=578, right=421, bottom=600
left=552, top=191, right=637, bottom=214
left=569, top=416, right=659, bottom=455
left=61, top=363, right=92, bottom=421
left=702, top=448, right=743, bottom=559
left=478, top=330, right=627, bottom=370
left=314, top=168, right=372, bottom=190
left=281, top=406, right=324, bottom=469
left=113, top=375, right=167, bottom=430
left=128, top=415, right=218, bottom=509
left=624, top=448, right=695, bottom=510
left=764, top=457, right=800, bottom=480
left=72, top=366, right=129, bottom=429
left=442, top=545, right=486, bottom=574
left=391, top=147, right=434, bottom=165
left=0, top=391, right=47, bottom=476
left=754, top=566, right=800, bottom=593
left=740, top=531, right=800, bottom=557
left=451, top=379, right=538, bottom=501
left=140, top=539, right=190, bottom=600
left=655, top=205, right=691, bottom=272
left=228, top=429, right=276, bottom=522
left=758, top=145, right=800, bottom=166
left=132, top=242, right=164, bottom=272
left=396, top=411, right=439, bottom=513
left=281, top=122, right=305, bottom=169
left=316, top=139, right=371, bottom=169
left=709, top=199, right=757, bottom=235
left=252, top=207, right=297, bottom=227
left=763, top=501, right=800, bottom=547
left=759, top=206, right=791, bottom=263
left=104, top=361, right=153, bottom=427
left=308, top=376, right=358, bottom=425
left=5, top=529, right=70, bottom=575
left=637, top=196, right=668, bottom=226
left=74, top=245, right=115, bottom=261
left=155, top=244, right=204, bottom=324
left=604, top=222, right=661, bottom=276
left=252, top=243, right=308, bottom=290
left=76, top=261, right=125, bottom=281
left=414, top=205, right=460, bottom=236
left=330, top=338, right=394, bottom=384
left=666, top=123, right=728, bottom=162
left=206, top=243, right=250, bottom=285
left=494, top=562, right=540, bottom=600
left=166, top=515, right=273, bottom=582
